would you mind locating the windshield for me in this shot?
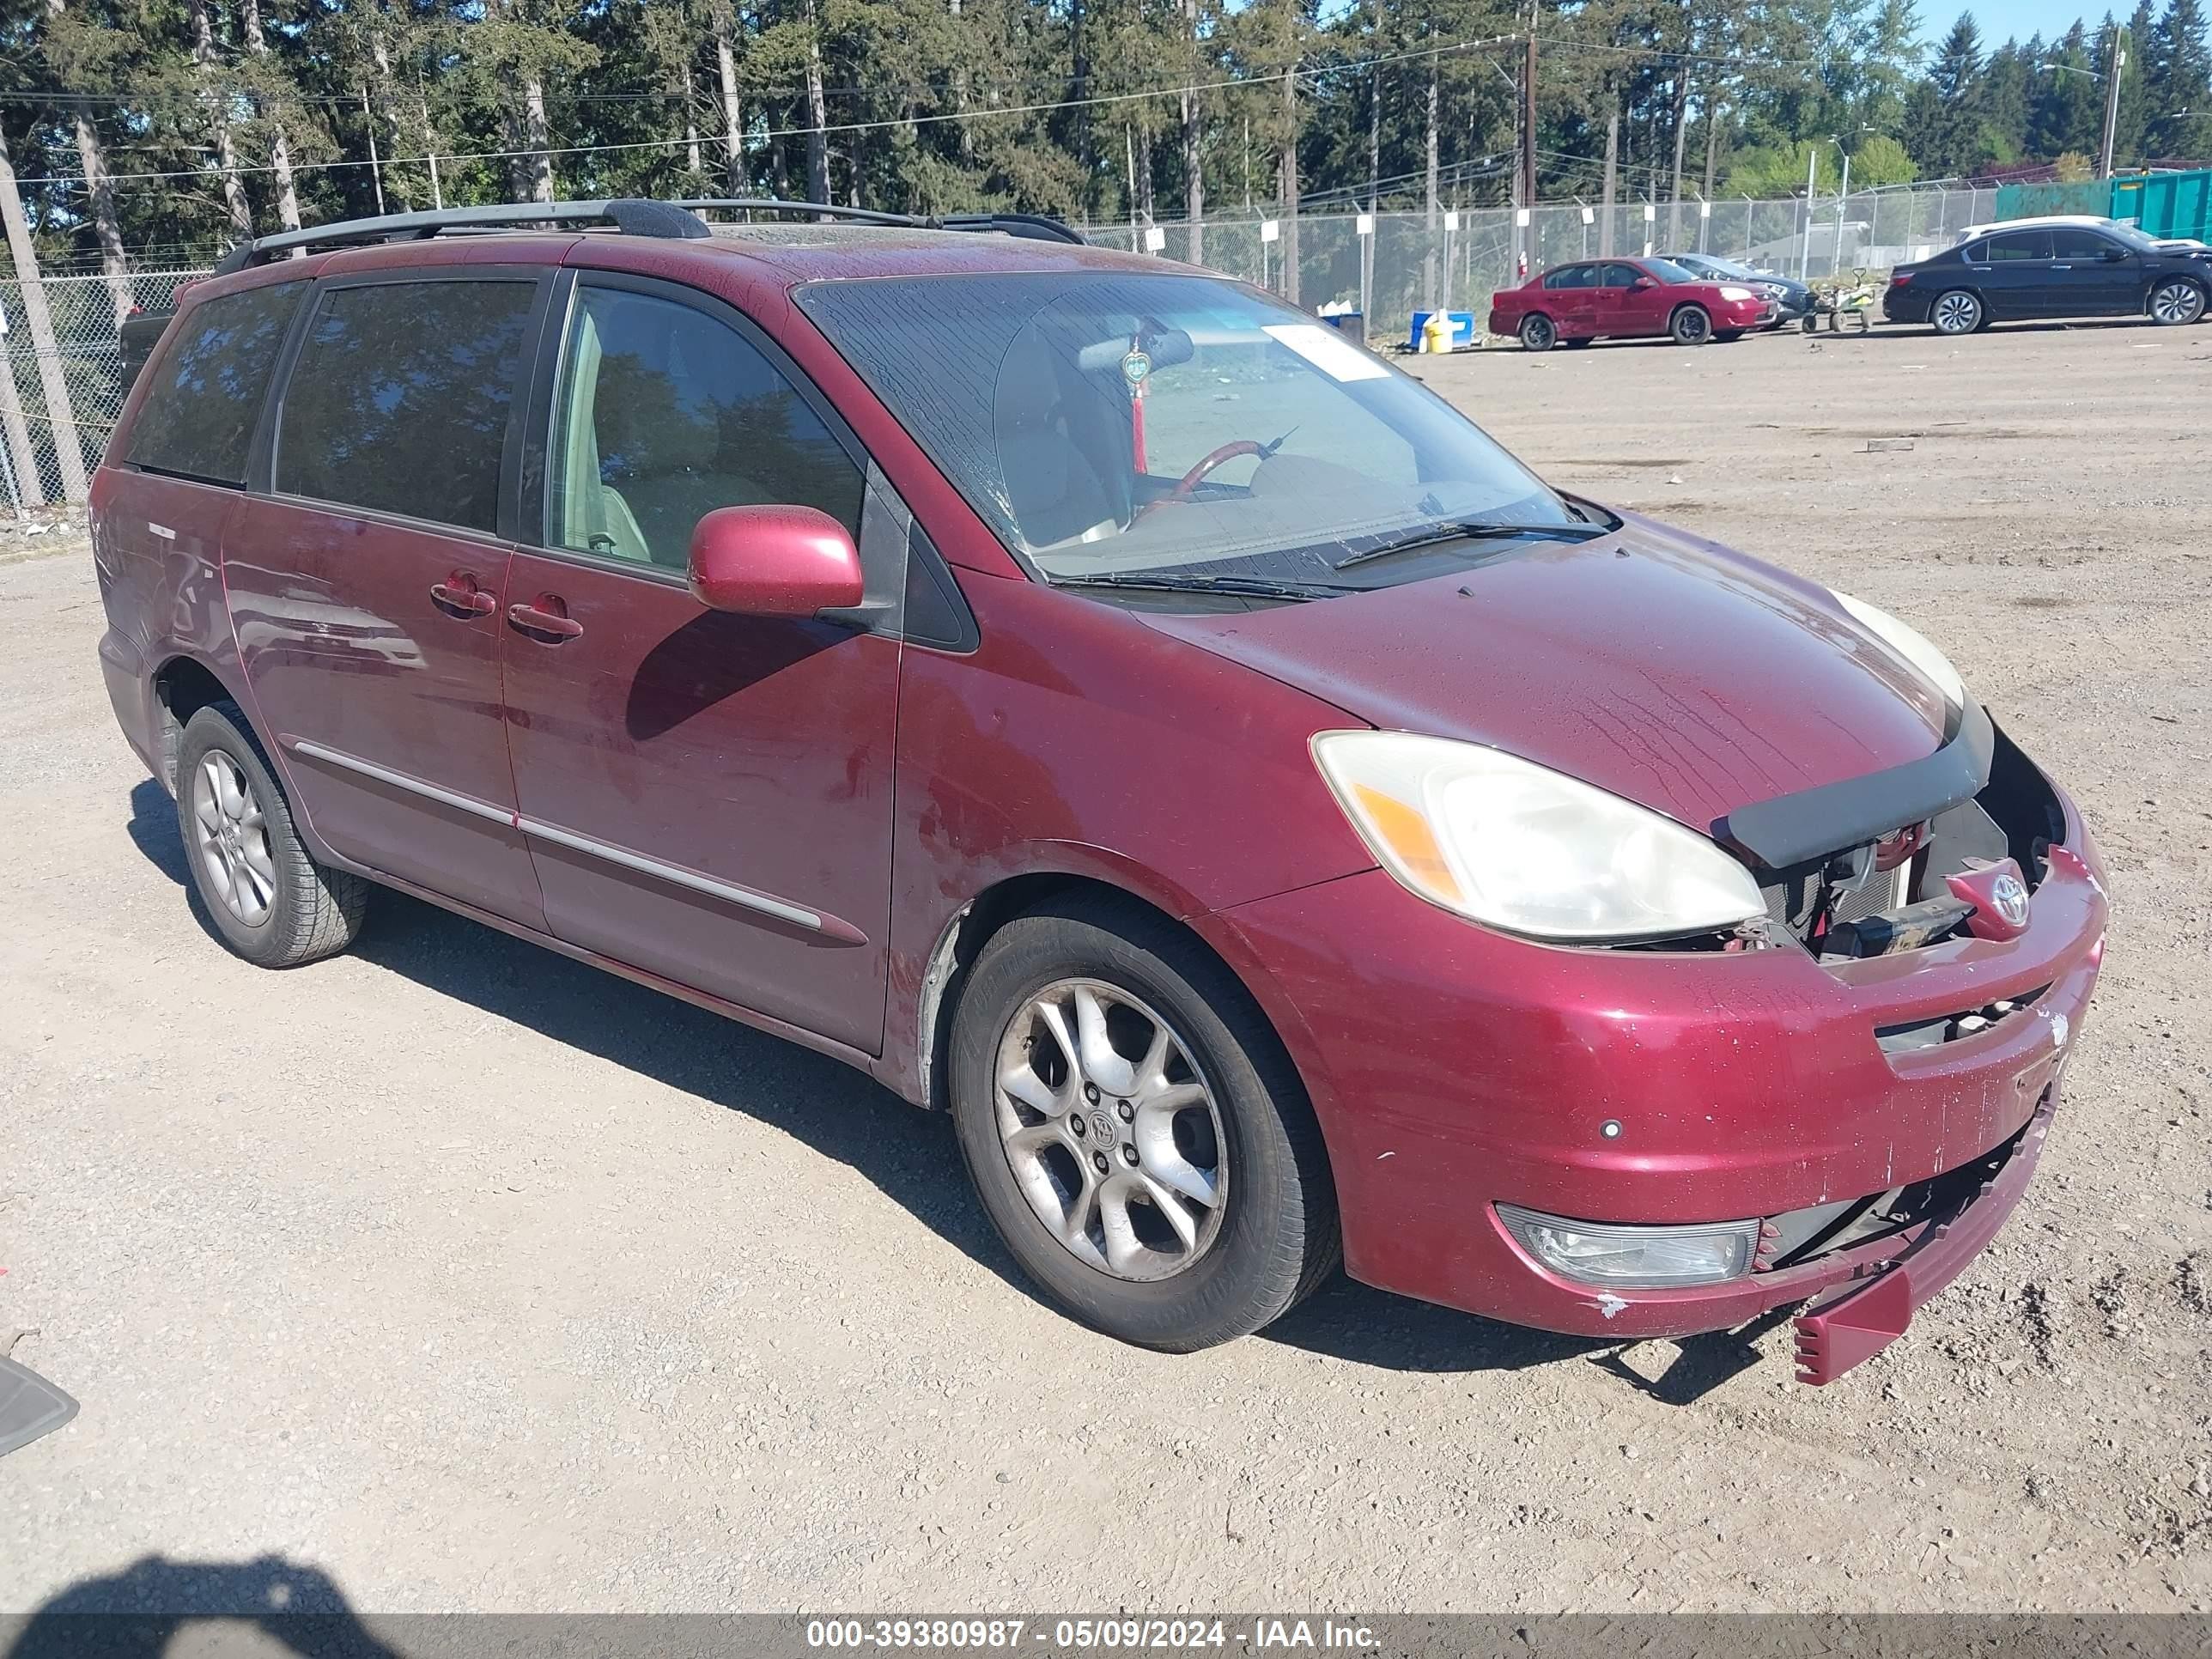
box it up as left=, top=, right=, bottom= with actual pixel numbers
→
left=796, top=271, right=1579, bottom=588
left=2106, top=222, right=2160, bottom=251
left=1642, top=258, right=1706, bottom=285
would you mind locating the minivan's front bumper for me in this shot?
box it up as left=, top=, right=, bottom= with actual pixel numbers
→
left=1204, top=772, right=2105, bottom=1383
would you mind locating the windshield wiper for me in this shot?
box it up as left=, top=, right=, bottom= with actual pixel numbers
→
left=1332, top=519, right=1607, bottom=570
left=1048, top=570, right=1352, bottom=602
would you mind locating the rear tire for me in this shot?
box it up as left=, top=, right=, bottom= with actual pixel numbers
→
left=1930, top=289, right=1984, bottom=336
left=1519, top=313, right=1558, bottom=352
left=176, top=702, right=368, bottom=969
left=2148, top=278, right=2206, bottom=326
left=948, top=896, right=1339, bottom=1351
left=1669, top=305, right=1712, bottom=345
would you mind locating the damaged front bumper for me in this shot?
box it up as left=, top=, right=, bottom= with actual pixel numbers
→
left=1203, top=729, right=2106, bottom=1387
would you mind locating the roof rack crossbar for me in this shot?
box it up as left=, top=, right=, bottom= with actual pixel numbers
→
left=211, top=198, right=712, bottom=274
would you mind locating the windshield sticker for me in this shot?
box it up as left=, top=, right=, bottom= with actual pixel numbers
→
left=1261, top=323, right=1389, bottom=383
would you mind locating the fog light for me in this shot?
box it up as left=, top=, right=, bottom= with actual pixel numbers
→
left=1496, top=1205, right=1759, bottom=1289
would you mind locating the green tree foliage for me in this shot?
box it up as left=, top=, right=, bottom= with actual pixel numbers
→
left=1, top=0, right=2205, bottom=270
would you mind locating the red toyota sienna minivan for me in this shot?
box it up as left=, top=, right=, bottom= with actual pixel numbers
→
left=91, top=200, right=2105, bottom=1383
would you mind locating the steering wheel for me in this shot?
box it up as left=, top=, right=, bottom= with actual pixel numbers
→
left=1134, top=440, right=1270, bottom=521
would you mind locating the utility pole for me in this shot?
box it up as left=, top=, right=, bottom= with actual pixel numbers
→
left=1520, top=21, right=1538, bottom=216
left=2099, top=23, right=2127, bottom=179
left=1279, top=65, right=1299, bottom=306
left=1600, top=108, right=1618, bottom=257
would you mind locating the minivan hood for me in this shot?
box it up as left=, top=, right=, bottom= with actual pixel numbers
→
left=1134, top=513, right=1951, bottom=837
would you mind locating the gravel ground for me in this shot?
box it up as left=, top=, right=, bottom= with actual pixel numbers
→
left=2, top=317, right=2208, bottom=1619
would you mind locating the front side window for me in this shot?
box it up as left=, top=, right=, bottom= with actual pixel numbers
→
left=1984, top=231, right=2053, bottom=263
left=276, top=279, right=537, bottom=533
left=796, top=271, right=1577, bottom=589
left=127, top=280, right=306, bottom=486
left=2051, top=228, right=2119, bottom=259
left=1601, top=264, right=1644, bottom=289
left=546, top=285, right=861, bottom=569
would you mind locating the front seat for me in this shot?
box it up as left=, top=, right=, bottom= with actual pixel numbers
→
left=991, top=336, right=1123, bottom=550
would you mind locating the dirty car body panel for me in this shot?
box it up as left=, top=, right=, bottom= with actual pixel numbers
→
left=91, top=206, right=2104, bottom=1383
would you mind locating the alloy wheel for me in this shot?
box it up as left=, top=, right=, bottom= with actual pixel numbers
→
left=1934, top=291, right=1981, bottom=335
left=2151, top=281, right=2205, bottom=325
left=191, top=750, right=276, bottom=927
left=993, top=978, right=1228, bottom=1281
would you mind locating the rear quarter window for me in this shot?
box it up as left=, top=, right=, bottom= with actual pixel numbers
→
left=125, top=281, right=307, bottom=486
left=275, top=278, right=538, bottom=534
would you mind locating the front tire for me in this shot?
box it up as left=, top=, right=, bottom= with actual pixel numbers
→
left=1930, top=289, right=1984, bottom=336
left=2149, top=278, right=2207, bottom=326
left=1669, top=305, right=1712, bottom=345
left=949, top=896, right=1338, bottom=1351
left=1519, top=313, right=1557, bottom=352
left=177, top=702, right=368, bottom=968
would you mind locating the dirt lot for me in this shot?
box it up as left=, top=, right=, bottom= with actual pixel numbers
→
left=3, top=318, right=2209, bottom=1619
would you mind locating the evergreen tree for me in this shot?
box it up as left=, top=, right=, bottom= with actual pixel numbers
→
left=1904, top=11, right=1990, bottom=176
left=2144, top=0, right=2212, bottom=157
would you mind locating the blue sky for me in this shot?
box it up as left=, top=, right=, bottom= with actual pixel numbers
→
left=1916, top=3, right=2118, bottom=46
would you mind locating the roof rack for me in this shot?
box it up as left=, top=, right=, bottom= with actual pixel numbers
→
left=210, top=196, right=1086, bottom=274
left=677, top=199, right=1085, bottom=244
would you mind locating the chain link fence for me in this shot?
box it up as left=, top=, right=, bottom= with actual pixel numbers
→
left=0, top=269, right=203, bottom=514
left=0, top=185, right=1999, bottom=513
left=1091, top=185, right=1999, bottom=349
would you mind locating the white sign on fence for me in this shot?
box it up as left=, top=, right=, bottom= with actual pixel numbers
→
left=1515, top=208, right=1530, bottom=228
left=1699, top=199, right=1711, bottom=219
left=1580, top=206, right=1595, bottom=225
left=1260, top=220, right=1279, bottom=243
left=1144, top=226, right=1166, bottom=252
left=1443, top=210, right=1458, bottom=231
left=1643, top=204, right=1656, bottom=223
left=1356, top=213, right=1373, bottom=236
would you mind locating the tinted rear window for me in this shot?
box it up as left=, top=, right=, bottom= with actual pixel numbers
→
left=126, top=281, right=306, bottom=485
left=276, top=279, right=537, bottom=533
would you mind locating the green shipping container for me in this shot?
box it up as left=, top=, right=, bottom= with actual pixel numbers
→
left=2114, top=171, right=2212, bottom=243
left=1995, top=170, right=2212, bottom=243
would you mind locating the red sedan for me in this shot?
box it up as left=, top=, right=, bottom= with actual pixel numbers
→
left=1491, top=256, right=1778, bottom=349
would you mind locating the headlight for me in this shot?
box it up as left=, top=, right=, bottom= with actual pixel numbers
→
left=1831, top=590, right=1966, bottom=710
left=1310, top=731, right=1767, bottom=941
left=1717, top=285, right=1755, bottom=301
left=1498, top=1206, right=1759, bottom=1288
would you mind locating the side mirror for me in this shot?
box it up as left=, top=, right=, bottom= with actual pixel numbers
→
left=1632, top=276, right=1656, bottom=290
left=689, top=504, right=865, bottom=618
left=2102, top=246, right=2130, bottom=262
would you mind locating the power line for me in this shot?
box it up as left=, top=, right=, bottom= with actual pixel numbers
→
left=27, top=32, right=1522, bottom=187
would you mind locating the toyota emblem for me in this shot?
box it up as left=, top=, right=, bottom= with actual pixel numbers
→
left=1990, top=871, right=2029, bottom=929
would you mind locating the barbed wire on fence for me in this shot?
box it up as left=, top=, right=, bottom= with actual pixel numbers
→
left=0, top=185, right=1992, bottom=514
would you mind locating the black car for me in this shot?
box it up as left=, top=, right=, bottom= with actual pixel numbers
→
left=1883, top=221, right=2211, bottom=335
left=1661, top=252, right=1812, bottom=325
